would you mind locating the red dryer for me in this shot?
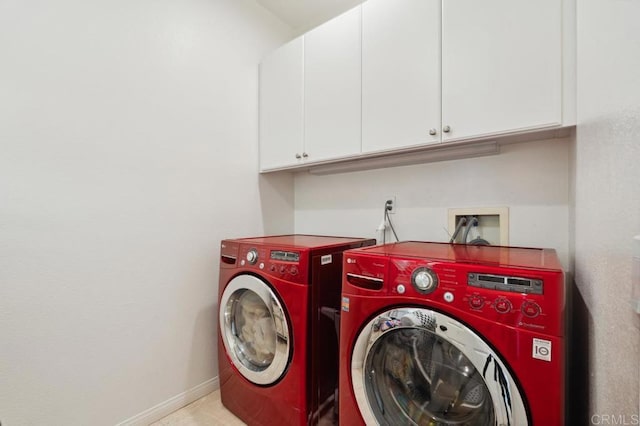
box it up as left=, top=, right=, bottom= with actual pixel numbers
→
left=218, top=235, right=375, bottom=425
left=339, top=241, right=565, bottom=426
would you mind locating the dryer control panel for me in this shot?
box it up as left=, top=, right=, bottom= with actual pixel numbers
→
left=219, top=240, right=309, bottom=285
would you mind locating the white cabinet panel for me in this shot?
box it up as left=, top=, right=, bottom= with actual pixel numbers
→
left=258, top=0, right=572, bottom=173
left=304, top=6, right=361, bottom=163
left=362, top=0, right=441, bottom=153
left=442, top=0, right=562, bottom=141
left=259, top=37, right=304, bottom=171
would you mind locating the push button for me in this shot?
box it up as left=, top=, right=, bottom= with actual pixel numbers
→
left=469, top=295, right=484, bottom=309
left=521, top=301, right=542, bottom=318
left=494, top=297, right=512, bottom=314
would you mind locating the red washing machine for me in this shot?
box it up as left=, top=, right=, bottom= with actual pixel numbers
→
left=218, top=235, right=375, bottom=425
left=339, top=242, right=565, bottom=426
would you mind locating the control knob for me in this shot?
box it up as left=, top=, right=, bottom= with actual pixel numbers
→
left=521, top=301, right=542, bottom=318
left=469, top=295, right=485, bottom=309
left=246, top=249, right=258, bottom=265
left=494, top=297, right=512, bottom=314
left=411, top=267, right=438, bottom=294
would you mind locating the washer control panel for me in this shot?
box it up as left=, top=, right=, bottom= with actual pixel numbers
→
left=236, top=245, right=306, bottom=284
left=344, top=251, right=563, bottom=336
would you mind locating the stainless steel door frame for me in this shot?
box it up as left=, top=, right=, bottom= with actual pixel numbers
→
left=351, top=307, right=527, bottom=425
left=220, top=274, right=290, bottom=385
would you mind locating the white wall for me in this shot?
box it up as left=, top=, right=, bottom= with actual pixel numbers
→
left=295, top=138, right=571, bottom=269
left=0, top=1, right=293, bottom=424
left=574, top=0, right=640, bottom=419
left=255, top=0, right=365, bottom=36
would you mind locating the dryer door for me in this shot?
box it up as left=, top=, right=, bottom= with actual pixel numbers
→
left=351, top=307, right=528, bottom=425
left=220, top=274, right=290, bottom=385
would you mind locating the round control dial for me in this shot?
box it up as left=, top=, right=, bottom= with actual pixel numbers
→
left=246, top=249, right=258, bottom=265
left=521, top=301, right=542, bottom=318
left=411, top=267, right=438, bottom=294
left=469, top=295, right=485, bottom=309
left=494, top=297, right=512, bottom=314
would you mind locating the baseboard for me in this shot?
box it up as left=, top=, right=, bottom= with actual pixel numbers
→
left=116, top=376, right=220, bottom=426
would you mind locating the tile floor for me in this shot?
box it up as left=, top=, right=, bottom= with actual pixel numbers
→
left=152, top=389, right=338, bottom=425
left=151, top=390, right=246, bottom=426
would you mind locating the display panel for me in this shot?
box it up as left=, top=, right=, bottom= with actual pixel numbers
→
left=270, top=250, right=300, bottom=262
left=468, top=273, right=543, bottom=295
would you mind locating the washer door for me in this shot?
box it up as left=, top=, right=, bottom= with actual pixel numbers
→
left=220, top=274, right=290, bottom=385
left=351, top=308, right=527, bottom=426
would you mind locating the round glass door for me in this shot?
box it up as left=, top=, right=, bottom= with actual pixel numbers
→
left=351, top=308, right=527, bottom=425
left=219, top=274, right=290, bottom=385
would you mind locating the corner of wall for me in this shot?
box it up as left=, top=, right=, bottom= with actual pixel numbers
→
left=259, top=172, right=295, bottom=235
left=115, top=377, right=220, bottom=426
left=568, top=128, right=577, bottom=274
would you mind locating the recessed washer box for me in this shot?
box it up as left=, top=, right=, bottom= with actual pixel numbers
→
left=448, top=207, right=509, bottom=245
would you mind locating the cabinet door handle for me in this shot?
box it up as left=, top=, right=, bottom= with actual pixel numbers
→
left=295, top=153, right=302, bottom=159
left=429, top=128, right=437, bottom=136
left=302, top=152, right=309, bottom=158
left=443, top=125, right=451, bottom=133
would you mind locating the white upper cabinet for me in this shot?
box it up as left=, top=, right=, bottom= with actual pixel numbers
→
left=304, top=6, right=362, bottom=163
left=259, top=37, right=304, bottom=171
left=441, top=0, right=562, bottom=141
left=362, top=0, right=441, bottom=153
left=258, top=0, right=574, bottom=172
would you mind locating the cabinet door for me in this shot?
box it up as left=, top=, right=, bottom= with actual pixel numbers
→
left=304, top=6, right=361, bottom=163
left=362, top=0, right=441, bottom=153
left=442, top=0, right=562, bottom=141
left=259, top=37, right=304, bottom=171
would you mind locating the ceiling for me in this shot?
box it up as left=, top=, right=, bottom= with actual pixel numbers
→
left=254, top=0, right=364, bottom=34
